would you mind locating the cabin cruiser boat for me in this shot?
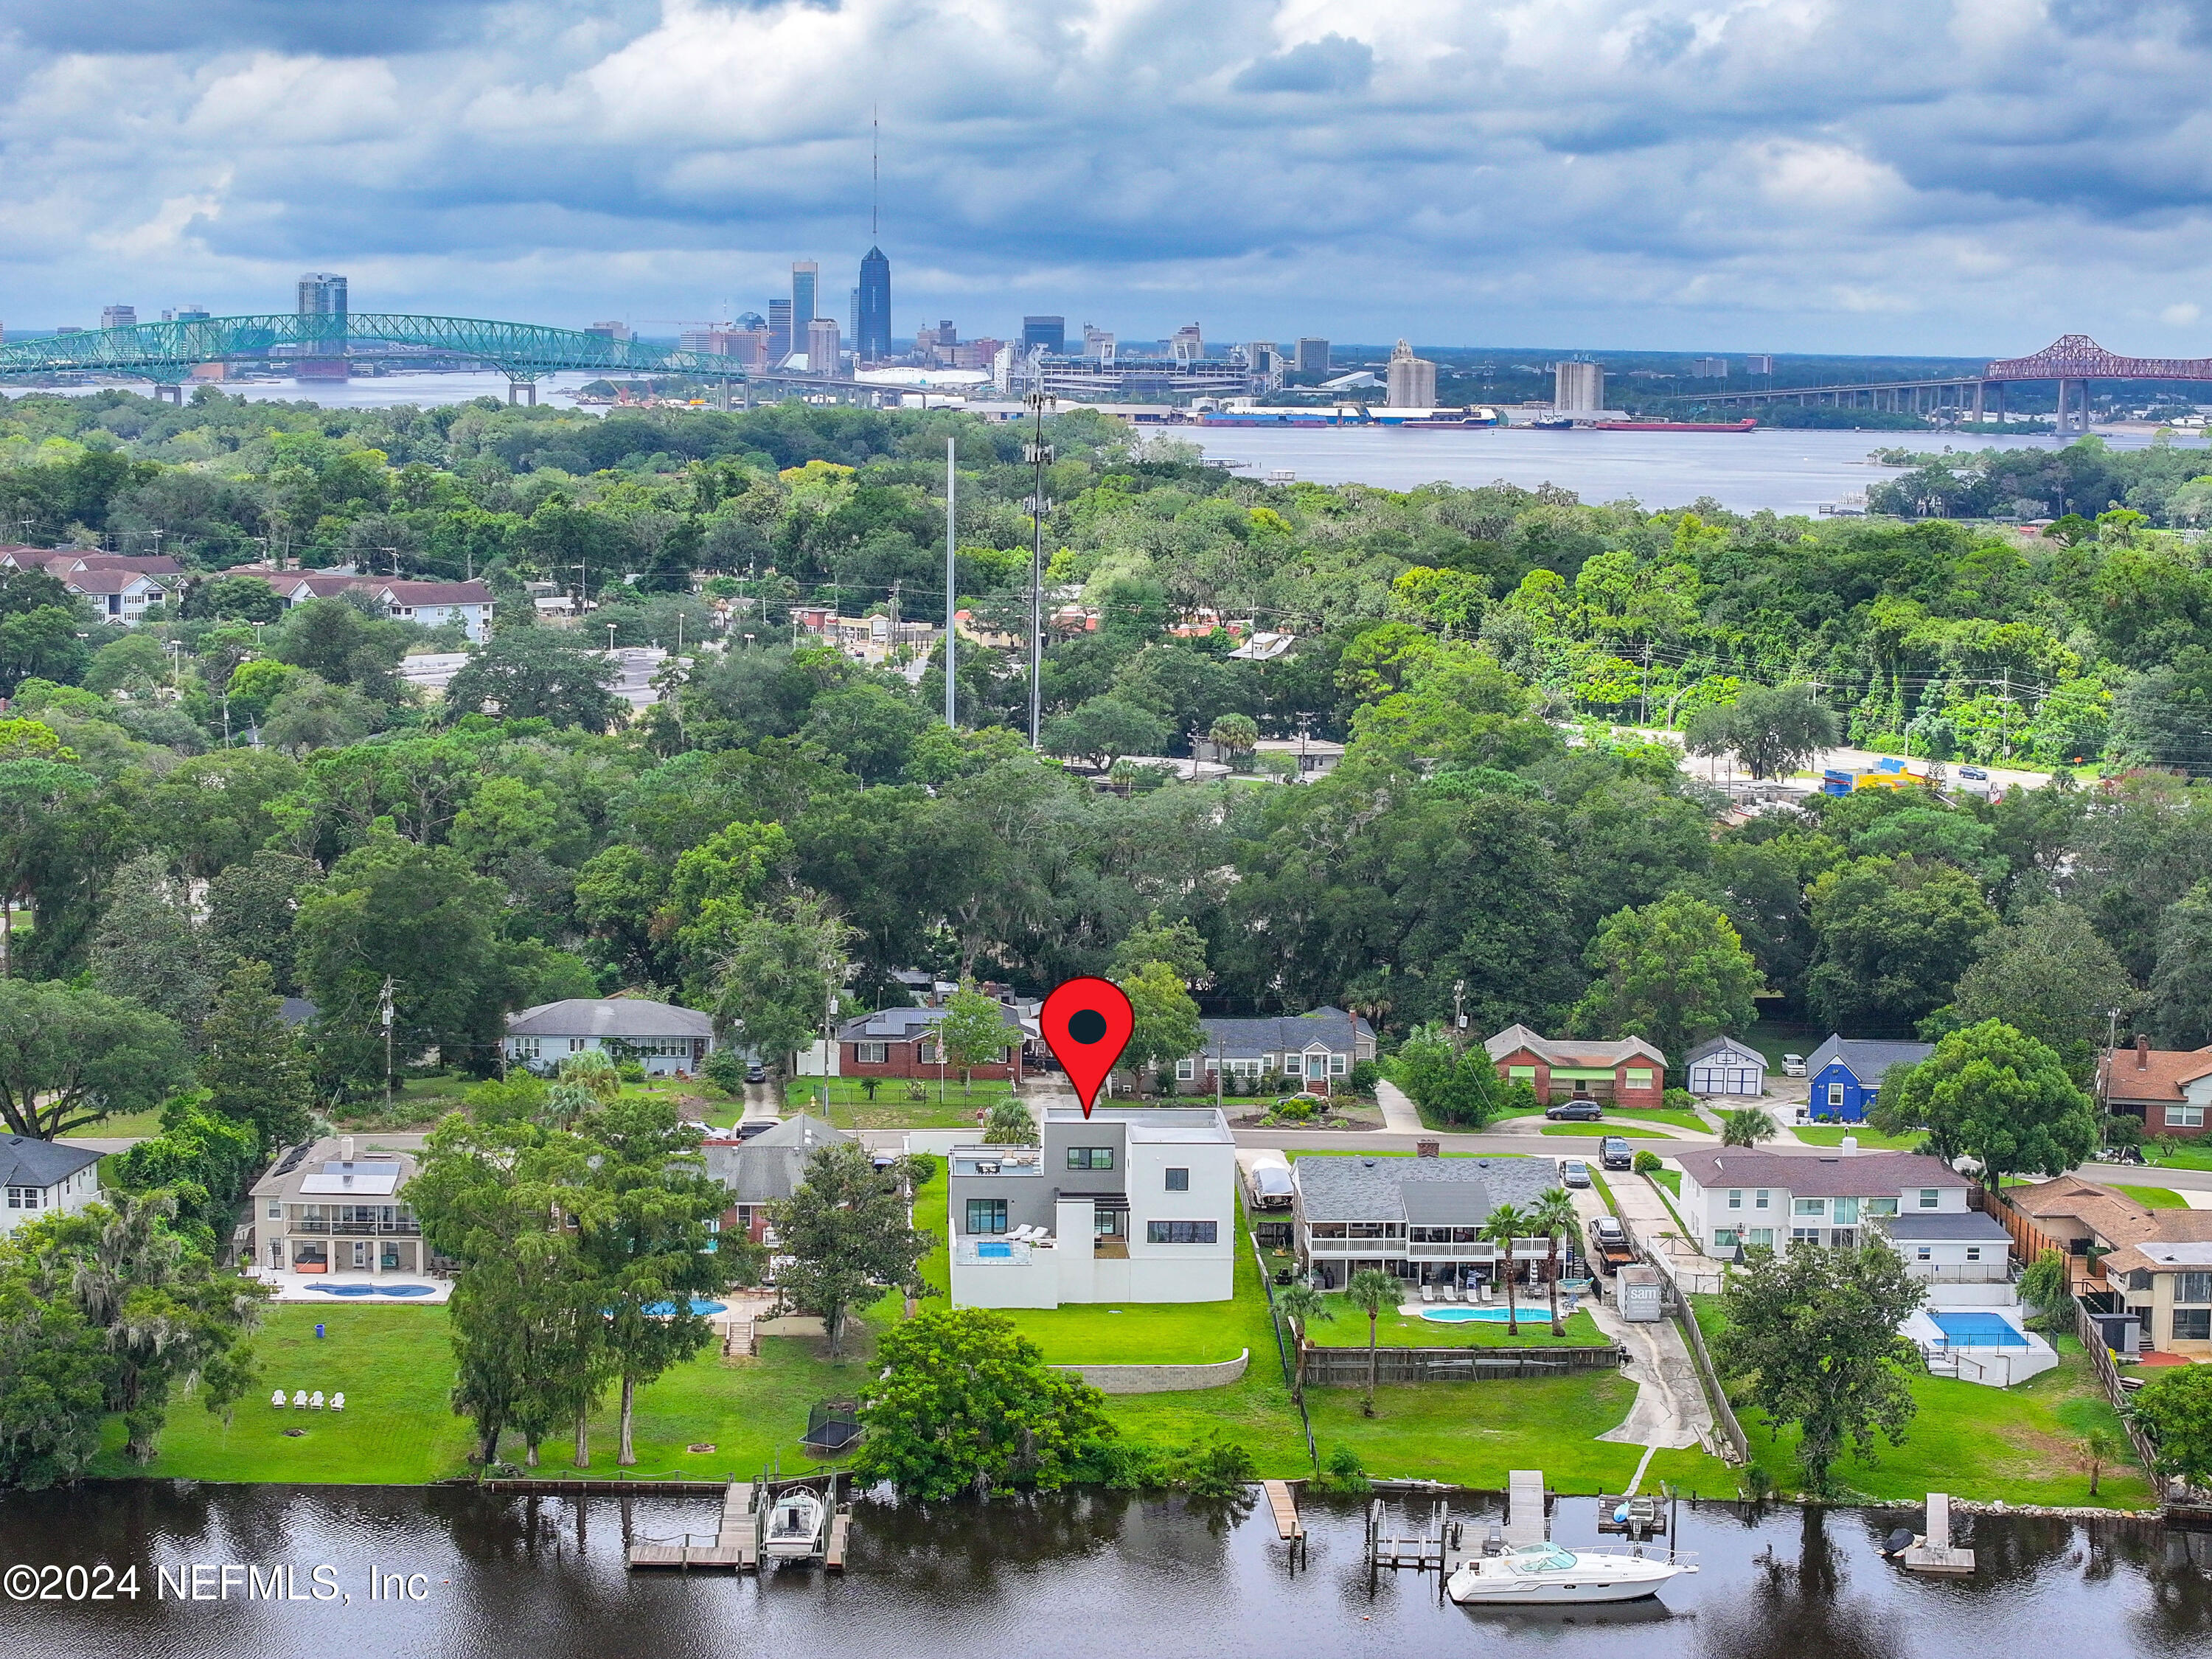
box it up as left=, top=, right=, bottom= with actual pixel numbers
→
left=760, top=1487, right=828, bottom=1559
left=1447, top=1543, right=1694, bottom=1605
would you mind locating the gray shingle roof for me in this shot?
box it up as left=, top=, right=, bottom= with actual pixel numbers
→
left=1294, top=1154, right=1557, bottom=1224
left=1676, top=1148, right=1966, bottom=1198
left=1197, top=1006, right=1373, bottom=1060
left=1684, top=1035, right=1764, bottom=1067
left=506, top=998, right=712, bottom=1040
left=1877, top=1211, right=2011, bottom=1242
left=702, top=1116, right=852, bottom=1206
left=3, top=1136, right=101, bottom=1189
left=1804, top=1036, right=1932, bottom=1083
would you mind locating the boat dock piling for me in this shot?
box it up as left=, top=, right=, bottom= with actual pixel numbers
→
left=626, top=1475, right=852, bottom=1573
left=1262, top=1480, right=1308, bottom=1569
left=1900, top=1492, right=1975, bottom=1576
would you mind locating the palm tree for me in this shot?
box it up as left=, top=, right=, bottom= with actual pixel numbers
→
left=1481, top=1202, right=1531, bottom=1335
left=1528, top=1187, right=1580, bottom=1336
left=1720, top=1107, right=1779, bottom=1147
left=1276, top=1281, right=1332, bottom=1401
left=2081, top=1427, right=2124, bottom=1498
left=1345, top=1268, right=1400, bottom=1416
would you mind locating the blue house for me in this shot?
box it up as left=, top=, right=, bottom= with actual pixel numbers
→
left=1805, top=1037, right=1933, bottom=1123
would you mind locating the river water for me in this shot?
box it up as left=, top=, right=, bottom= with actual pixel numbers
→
left=2, top=1484, right=2205, bottom=1658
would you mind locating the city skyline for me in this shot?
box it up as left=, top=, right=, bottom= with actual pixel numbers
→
left=1, top=3, right=2209, bottom=357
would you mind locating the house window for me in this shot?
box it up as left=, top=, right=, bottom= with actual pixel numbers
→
left=2174, top=1310, right=2212, bottom=1343
left=1329, top=1053, right=1348, bottom=1077
left=1095, top=1207, right=1127, bottom=1238
left=1067, top=1147, right=1114, bottom=1171
left=1175, top=1059, right=1196, bottom=1080
left=1916, top=1247, right=1933, bottom=1261
left=1965, top=1247, right=1981, bottom=1262
left=1625, top=1068, right=1653, bottom=1088
left=513, top=1037, right=540, bottom=1060
left=1147, top=1220, right=1218, bottom=1244
left=1754, top=1189, right=1770, bottom=1210
left=1918, top=1188, right=1941, bottom=1209
left=1713, top=1228, right=1740, bottom=1250
left=918, top=1043, right=940, bottom=1064
left=856, top=1042, right=888, bottom=1065
left=268, top=1200, right=282, bottom=1220
left=1747, top=1229, right=1774, bottom=1248
left=1865, top=1197, right=1899, bottom=1217
left=1792, top=1227, right=1821, bottom=1243
left=1794, top=1199, right=1824, bottom=1216
left=1727, top=1189, right=1742, bottom=1210
left=1165, top=1168, right=1189, bottom=1192
left=1509, top=1066, right=1537, bottom=1081
left=1832, top=1197, right=1860, bottom=1225
left=2173, top=1105, right=2206, bottom=1129
left=1826, top=1082, right=1846, bottom=1108
left=5, top=1186, right=38, bottom=1209
left=964, top=1199, right=1008, bottom=1235
left=2177, top=1273, right=2212, bottom=1304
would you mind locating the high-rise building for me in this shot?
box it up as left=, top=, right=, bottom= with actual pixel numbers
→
left=1554, top=360, right=1605, bottom=412
left=768, top=299, right=793, bottom=361
left=807, top=318, right=841, bottom=378
left=1081, top=323, right=1115, bottom=364
left=296, top=273, right=347, bottom=321
left=176, top=305, right=209, bottom=321
left=1022, top=316, right=1065, bottom=354
left=791, top=262, right=819, bottom=331
left=100, top=305, right=136, bottom=329
left=1692, top=357, right=1728, bottom=378
left=1744, top=354, right=1775, bottom=376
left=1386, top=339, right=1437, bottom=408
left=1295, top=338, right=1329, bottom=376
left=585, top=321, right=632, bottom=342
left=1170, top=324, right=1205, bottom=363
left=857, top=246, right=891, bottom=363
left=1242, top=341, right=1277, bottom=376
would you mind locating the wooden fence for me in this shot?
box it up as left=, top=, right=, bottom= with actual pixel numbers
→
left=1298, top=1342, right=1622, bottom=1386
left=2071, top=1296, right=2173, bottom=1505
left=1672, top=1301, right=1750, bottom=1466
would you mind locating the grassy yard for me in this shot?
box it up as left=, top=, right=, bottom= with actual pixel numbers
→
left=1304, top=1299, right=1606, bottom=1349
left=1305, top=1375, right=1736, bottom=1497
left=2144, top=1143, right=2212, bottom=1171
left=1647, top=1169, right=1682, bottom=1198
left=784, top=1076, right=1010, bottom=1132
left=1690, top=1296, right=2156, bottom=1508
left=1795, top=1126, right=1922, bottom=1151
left=1540, top=1123, right=1671, bottom=1139
left=2115, top=1184, right=2190, bottom=1209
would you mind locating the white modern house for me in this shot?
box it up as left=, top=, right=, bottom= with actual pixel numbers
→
left=1672, top=1147, right=1986, bottom=1265
left=945, top=1105, right=1237, bottom=1308
left=248, top=1136, right=428, bottom=1277
left=1, top=1136, right=102, bottom=1235
left=503, top=997, right=716, bottom=1077
left=1683, top=1036, right=1767, bottom=1097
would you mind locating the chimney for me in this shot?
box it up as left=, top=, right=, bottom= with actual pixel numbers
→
left=341, top=1134, right=355, bottom=1163
left=2137, top=1034, right=2152, bottom=1071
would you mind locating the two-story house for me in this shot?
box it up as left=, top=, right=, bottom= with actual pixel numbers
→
left=1804, top=1036, right=1933, bottom=1123
left=1483, top=1026, right=1666, bottom=1107
left=2009, top=1175, right=2212, bottom=1357
left=1672, top=1148, right=2004, bottom=1276
left=1, top=1136, right=102, bottom=1236
left=700, top=1114, right=851, bottom=1243
left=838, top=1003, right=1032, bottom=1083
left=249, top=1137, right=428, bottom=1277
left=1176, top=1006, right=1377, bottom=1096
left=2099, top=1035, right=2212, bottom=1139
left=946, top=1105, right=1237, bottom=1307
left=1290, top=1152, right=1559, bottom=1290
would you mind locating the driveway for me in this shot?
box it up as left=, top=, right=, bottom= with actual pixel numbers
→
left=1373, top=1079, right=1424, bottom=1134
left=1585, top=1298, right=1714, bottom=1458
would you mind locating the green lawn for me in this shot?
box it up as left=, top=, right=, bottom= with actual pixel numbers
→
left=1306, top=1374, right=1735, bottom=1497
left=2144, top=1144, right=2212, bottom=1171
left=1795, top=1126, right=1922, bottom=1151
left=1647, top=1169, right=1682, bottom=1198
left=1540, top=1123, right=1670, bottom=1139
left=1690, top=1296, right=2156, bottom=1508
left=784, top=1077, right=1011, bottom=1132
left=2115, top=1184, right=2189, bottom=1210
left=1305, top=1300, right=1606, bottom=1349
left=1501, top=1107, right=1705, bottom=1132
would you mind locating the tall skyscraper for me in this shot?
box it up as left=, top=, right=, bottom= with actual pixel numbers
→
left=792, top=262, right=819, bottom=333
left=1295, top=338, right=1329, bottom=375
left=100, top=305, right=136, bottom=329
left=1554, top=360, right=1605, bottom=411
left=1744, top=354, right=1775, bottom=376
left=768, top=299, right=793, bottom=361
left=1022, top=316, right=1065, bottom=354
left=1386, top=339, right=1437, bottom=408
left=1692, top=357, right=1729, bottom=378
left=807, top=318, right=841, bottom=378
left=857, top=246, right=891, bottom=363
left=296, top=273, right=347, bottom=321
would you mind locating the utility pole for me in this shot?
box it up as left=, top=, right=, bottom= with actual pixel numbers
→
left=379, top=976, right=396, bottom=1116
left=888, top=579, right=900, bottom=665
left=945, top=436, right=958, bottom=728
left=1452, top=979, right=1467, bottom=1054
left=1024, top=391, right=1054, bottom=747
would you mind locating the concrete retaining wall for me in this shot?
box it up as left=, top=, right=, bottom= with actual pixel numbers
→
left=1053, top=1349, right=1250, bottom=1394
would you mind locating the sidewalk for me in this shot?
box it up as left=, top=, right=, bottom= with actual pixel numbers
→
left=1374, top=1079, right=1425, bottom=1135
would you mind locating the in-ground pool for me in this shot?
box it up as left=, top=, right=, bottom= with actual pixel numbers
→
left=307, top=1283, right=438, bottom=1298
left=1419, top=1306, right=1519, bottom=1324
left=639, top=1298, right=728, bottom=1317
left=1928, top=1310, right=2028, bottom=1349
left=975, top=1242, right=1015, bottom=1259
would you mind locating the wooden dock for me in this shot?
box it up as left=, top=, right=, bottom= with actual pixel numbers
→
left=1262, top=1480, right=1308, bottom=1569
left=826, top=1507, right=850, bottom=1572
left=1504, top=1470, right=1548, bottom=1546
left=627, top=1480, right=758, bottom=1571
left=1900, top=1492, right=1975, bottom=1576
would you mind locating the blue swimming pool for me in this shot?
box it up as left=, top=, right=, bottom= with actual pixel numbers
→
left=1929, top=1310, right=2028, bottom=1349
left=975, top=1242, right=1015, bottom=1259
left=1420, top=1307, right=1518, bottom=1324
left=307, top=1283, right=438, bottom=1298
left=639, top=1298, right=728, bottom=1317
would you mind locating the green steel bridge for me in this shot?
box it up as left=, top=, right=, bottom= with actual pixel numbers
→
left=0, top=312, right=846, bottom=403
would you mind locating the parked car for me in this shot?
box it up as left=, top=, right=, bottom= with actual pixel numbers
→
left=735, top=1119, right=779, bottom=1141
left=745, top=1062, right=767, bottom=1084
left=1781, top=1053, right=1806, bottom=1078
left=1587, top=1214, right=1635, bottom=1273
left=1960, top=765, right=1989, bottom=780
left=1599, top=1135, right=1635, bottom=1170
left=1560, top=1158, right=1592, bottom=1189
left=1545, top=1097, right=1604, bottom=1121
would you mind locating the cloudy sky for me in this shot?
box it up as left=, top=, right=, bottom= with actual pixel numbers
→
left=3, top=0, right=2211, bottom=355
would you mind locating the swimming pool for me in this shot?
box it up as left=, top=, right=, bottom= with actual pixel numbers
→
left=1420, top=1307, right=1519, bottom=1324
left=1929, top=1310, right=2028, bottom=1349
left=307, top=1283, right=438, bottom=1298
left=975, top=1242, right=1015, bottom=1259
left=639, top=1298, right=728, bottom=1317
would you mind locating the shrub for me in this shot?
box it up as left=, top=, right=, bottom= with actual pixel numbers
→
left=1322, top=1443, right=1370, bottom=1492
left=1633, top=1150, right=1663, bottom=1174
left=1271, top=1096, right=1319, bottom=1124
left=1172, top=1436, right=1256, bottom=1498
left=1663, top=1087, right=1697, bottom=1113
left=1347, top=1059, right=1380, bottom=1096
left=701, top=1048, right=748, bottom=1093
left=616, top=1060, right=646, bottom=1083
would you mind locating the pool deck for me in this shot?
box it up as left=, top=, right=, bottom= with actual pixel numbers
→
left=248, top=1268, right=454, bottom=1304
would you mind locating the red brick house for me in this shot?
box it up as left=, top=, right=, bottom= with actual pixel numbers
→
left=835, top=1004, right=1033, bottom=1082
left=1481, top=1024, right=1667, bottom=1106
left=2100, top=1036, right=2212, bottom=1138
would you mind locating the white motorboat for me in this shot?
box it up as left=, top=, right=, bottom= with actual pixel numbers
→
left=1447, top=1543, right=1696, bottom=1605
left=761, top=1487, right=828, bottom=1559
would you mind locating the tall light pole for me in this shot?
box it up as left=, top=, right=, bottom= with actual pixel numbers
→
left=1023, top=391, right=1054, bottom=747
left=945, top=436, right=958, bottom=728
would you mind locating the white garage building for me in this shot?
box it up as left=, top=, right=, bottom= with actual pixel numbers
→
left=1684, top=1035, right=1767, bottom=1097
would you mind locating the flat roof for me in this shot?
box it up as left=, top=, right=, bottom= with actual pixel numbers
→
left=298, top=1160, right=403, bottom=1197
left=1877, top=1211, right=2011, bottom=1242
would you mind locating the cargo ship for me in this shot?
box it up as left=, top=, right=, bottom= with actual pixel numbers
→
left=1588, top=417, right=1758, bottom=432
left=1192, top=404, right=1368, bottom=428
left=1368, top=406, right=1500, bottom=429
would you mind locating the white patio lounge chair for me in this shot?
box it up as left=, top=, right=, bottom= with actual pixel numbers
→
left=1420, top=1284, right=1436, bottom=1303
left=310, top=1391, right=325, bottom=1409
left=330, top=1392, right=345, bottom=1411
left=291, top=1390, right=308, bottom=1408
left=271, top=1389, right=287, bottom=1408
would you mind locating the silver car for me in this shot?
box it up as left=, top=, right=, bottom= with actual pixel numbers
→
left=1560, top=1159, right=1591, bottom=1189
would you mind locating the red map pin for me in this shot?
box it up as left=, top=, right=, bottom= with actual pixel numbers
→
left=1040, top=976, right=1134, bottom=1118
